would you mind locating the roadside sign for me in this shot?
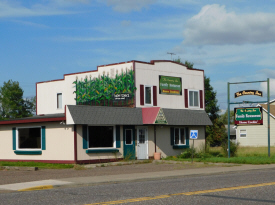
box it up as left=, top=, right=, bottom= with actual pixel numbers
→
left=190, top=130, right=198, bottom=139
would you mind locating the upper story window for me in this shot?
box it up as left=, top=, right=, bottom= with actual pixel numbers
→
left=145, top=85, right=153, bottom=106
left=189, top=90, right=199, bottom=107
left=57, top=93, right=62, bottom=109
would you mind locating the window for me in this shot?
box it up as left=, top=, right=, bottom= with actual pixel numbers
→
left=189, top=90, right=199, bottom=107
left=240, top=129, right=246, bottom=138
left=88, top=126, right=115, bottom=148
left=13, top=126, right=45, bottom=154
left=18, top=127, right=41, bottom=149
left=174, top=128, right=185, bottom=145
left=125, top=129, right=133, bottom=145
left=145, top=85, right=153, bottom=106
left=57, top=93, right=62, bottom=109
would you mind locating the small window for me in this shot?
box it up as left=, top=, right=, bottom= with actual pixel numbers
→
left=189, top=90, right=199, bottom=107
left=174, top=128, right=185, bottom=145
left=145, top=85, right=153, bottom=106
left=125, top=129, right=133, bottom=145
left=240, top=129, right=246, bottom=138
left=57, top=93, right=62, bottom=109
left=18, top=127, right=41, bottom=149
left=88, top=126, right=114, bottom=148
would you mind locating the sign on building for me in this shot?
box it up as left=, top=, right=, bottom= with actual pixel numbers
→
left=234, top=107, right=263, bottom=125
left=159, top=75, right=182, bottom=95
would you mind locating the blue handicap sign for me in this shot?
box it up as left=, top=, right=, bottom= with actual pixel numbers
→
left=190, top=130, right=198, bottom=139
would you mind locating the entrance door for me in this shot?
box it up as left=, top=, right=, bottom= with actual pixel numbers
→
left=123, top=126, right=135, bottom=160
left=137, top=127, right=148, bottom=159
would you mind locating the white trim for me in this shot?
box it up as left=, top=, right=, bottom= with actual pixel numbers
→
left=16, top=126, right=42, bottom=151
left=144, top=85, right=153, bottom=106
left=188, top=89, right=200, bottom=108
left=174, top=127, right=186, bottom=145
left=87, top=125, right=116, bottom=149
left=239, top=129, right=247, bottom=138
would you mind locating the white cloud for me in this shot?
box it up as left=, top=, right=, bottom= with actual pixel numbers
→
left=12, top=20, right=50, bottom=28
left=184, top=4, right=275, bottom=46
left=0, top=0, right=78, bottom=18
left=104, top=0, right=156, bottom=13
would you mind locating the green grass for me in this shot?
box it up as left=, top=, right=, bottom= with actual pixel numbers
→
left=165, top=146, right=275, bottom=165
left=0, top=161, right=74, bottom=169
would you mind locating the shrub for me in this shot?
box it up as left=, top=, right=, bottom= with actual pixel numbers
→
left=221, top=140, right=239, bottom=157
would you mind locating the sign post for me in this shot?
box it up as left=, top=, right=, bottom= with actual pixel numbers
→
left=227, top=78, right=270, bottom=158
left=190, top=130, right=198, bottom=163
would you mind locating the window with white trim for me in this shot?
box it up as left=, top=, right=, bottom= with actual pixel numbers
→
left=240, top=129, right=246, bottom=138
left=189, top=90, right=199, bottom=107
left=174, top=128, right=185, bottom=145
left=88, top=126, right=115, bottom=148
left=57, top=93, right=62, bottom=109
left=144, top=85, right=153, bottom=106
left=18, top=127, right=41, bottom=149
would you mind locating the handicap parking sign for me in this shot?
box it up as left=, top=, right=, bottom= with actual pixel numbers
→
left=190, top=130, right=198, bottom=139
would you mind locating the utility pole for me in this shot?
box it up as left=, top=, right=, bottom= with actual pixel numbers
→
left=167, top=52, right=176, bottom=60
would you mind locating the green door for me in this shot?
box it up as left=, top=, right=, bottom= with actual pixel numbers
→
left=123, top=126, right=135, bottom=160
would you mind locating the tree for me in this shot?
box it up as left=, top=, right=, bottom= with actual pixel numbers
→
left=204, top=76, right=219, bottom=121
left=0, top=80, right=34, bottom=120
left=220, top=109, right=235, bottom=125
left=173, top=58, right=224, bottom=146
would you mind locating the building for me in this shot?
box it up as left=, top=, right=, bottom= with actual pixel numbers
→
left=0, top=60, right=212, bottom=164
left=236, top=100, right=275, bottom=147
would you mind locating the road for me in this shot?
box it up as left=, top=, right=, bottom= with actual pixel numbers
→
left=1, top=168, right=275, bottom=205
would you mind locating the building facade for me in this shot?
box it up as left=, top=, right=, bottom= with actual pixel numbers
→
left=0, top=60, right=212, bottom=164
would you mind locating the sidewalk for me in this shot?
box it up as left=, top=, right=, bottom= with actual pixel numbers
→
left=1, top=161, right=275, bottom=193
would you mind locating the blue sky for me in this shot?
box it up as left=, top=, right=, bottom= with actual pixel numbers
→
left=1, top=0, right=275, bottom=112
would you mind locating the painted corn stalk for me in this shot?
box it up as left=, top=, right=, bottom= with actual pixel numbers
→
left=73, top=70, right=136, bottom=106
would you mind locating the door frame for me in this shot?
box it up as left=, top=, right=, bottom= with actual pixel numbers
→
left=137, top=126, right=149, bottom=159
left=123, top=125, right=135, bottom=160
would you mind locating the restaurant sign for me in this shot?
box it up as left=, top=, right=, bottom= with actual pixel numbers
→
left=159, top=75, right=182, bottom=95
left=235, top=90, right=262, bottom=98
left=234, top=107, right=263, bottom=125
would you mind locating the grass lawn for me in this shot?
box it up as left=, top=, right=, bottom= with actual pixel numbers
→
left=165, top=146, right=275, bottom=165
left=0, top=161, right=74, bottom=169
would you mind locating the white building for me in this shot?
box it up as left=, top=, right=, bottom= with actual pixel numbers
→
left=0, top=60, right=212, bottom=164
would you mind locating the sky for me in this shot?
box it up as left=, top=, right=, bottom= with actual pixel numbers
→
left=1, top=0, right=275, bottom=112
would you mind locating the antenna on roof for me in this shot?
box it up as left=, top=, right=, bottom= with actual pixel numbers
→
left=167, top=52, right=176, bottom=60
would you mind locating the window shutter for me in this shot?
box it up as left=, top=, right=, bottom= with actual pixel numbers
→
left=153, top=86, right=157, bottom=106
left=185, top=127, right=189, bottom=146
left=140, top=84, right=144, bottom=105
left=12, top=127, right=16, bottom=150
left=184, top=89, right=188, bottom=108
left=41, top=126, right=46, bottom=150
left=116, top=125, right=120, bottom=148
left=200, top=90, right=203, bottom=108
left=170, top=127, right=174, bottom=145
left=83, top=125, right=88, bottom=149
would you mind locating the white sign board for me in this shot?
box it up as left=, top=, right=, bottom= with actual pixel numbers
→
left=190, top=130, right=198, bottom=139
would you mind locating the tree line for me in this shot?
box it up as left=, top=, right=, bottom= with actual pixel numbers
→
left=0, top=80, right=35, bottom=120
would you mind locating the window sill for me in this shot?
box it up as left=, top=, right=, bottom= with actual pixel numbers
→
left=86, top=149, right=119, bottom=154
left=14, top=150, right=42, bottom=155
left=173, top=145, right=189, bottom=149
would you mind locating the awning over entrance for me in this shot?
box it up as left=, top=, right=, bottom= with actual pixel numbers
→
left=66, top=105, right=212, bottom=126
